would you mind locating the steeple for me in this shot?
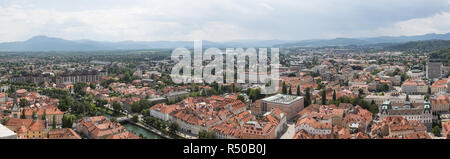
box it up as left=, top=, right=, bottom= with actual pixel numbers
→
left=11, top=93, right=20, bottom=115
left=424, top=100, right=432, bottom=114
left=381, top=100, right=392, bottom=115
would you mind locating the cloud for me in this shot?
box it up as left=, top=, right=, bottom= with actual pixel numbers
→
left=0, top=0, right=450, bottom=42
left=373, top=12, right=450, bottom=36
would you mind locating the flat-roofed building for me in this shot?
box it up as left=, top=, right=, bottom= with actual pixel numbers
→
left=260, top=94, right=304, bottom=120
left=56, top=70, right=107, bottom=84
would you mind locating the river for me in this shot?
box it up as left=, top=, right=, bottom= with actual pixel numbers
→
left=120, top=121, right=163, bottom=139
left=102, top=113, right=162, bottom=139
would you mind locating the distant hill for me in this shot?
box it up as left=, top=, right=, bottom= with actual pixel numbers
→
left=431, top=48, right=450, bottom=66
left=385, top=40, right=450, bottom=52
left=276, top=33, right=450, bottom=48
left=3, top=32, right=450, bottom=51
left=385, top=39, right=450, bottom=66
left=0, top=35, right=290, bottom=52
left=275, top=38, right=371, bottom=47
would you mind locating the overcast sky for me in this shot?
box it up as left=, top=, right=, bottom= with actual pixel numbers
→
left=1, top=0, right=450, bottom=42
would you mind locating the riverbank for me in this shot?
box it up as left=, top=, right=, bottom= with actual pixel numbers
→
left=123, top=120, right=172, bottom=139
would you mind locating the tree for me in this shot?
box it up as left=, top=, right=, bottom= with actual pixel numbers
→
left=198, top=130, right=216, bottom=139
left=304, top=88, right=311, bottom=107
left=237, top=94, right=245, bottom=102
left=378, top=84, right=389, bottom=92
left=282, top=82, right=287, bottom=94
left=288, top=86, right=292, bottom=95
left=332, top=90, right=337, bottom=101
left=432, top=125, right=441, bottom=137
left=131, top=102, right=141, bottom=113
left=74, top=82, right=87, bottom=96
left=142, top=108, right=150, bottom=117
left=58, top=95, right=73, bottom=111
left=19, top=98, right=29, bottom=108
left=296, top=85, right=301, bottom=96
left=425, top=94, right=430, bottom=100
left=131, top=114, right=139, bottom=123
left=112, top=101, right=123, bottom=117
left=111, top=117, right=118, bottom=123
left=321, top=88, right=327, bottom=105
left=89, top=83, right=96, bottom=89
left=41, top=110, right=46, bottom=120
left=20, top=109, right=26, bottom=119
left=52, top=115, right=56, bottom=129
left=169, top=122, right=180, bottom=137
left=358, top=88, right=365, bottom=96
left=62, top=114, right=74, bottom=128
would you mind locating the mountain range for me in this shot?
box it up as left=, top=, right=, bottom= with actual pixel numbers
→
left=0, top=36, right=289, bottom=52
left=1, top=32, right=450, bottom=51
left=276, top=33, right=450, bottom=48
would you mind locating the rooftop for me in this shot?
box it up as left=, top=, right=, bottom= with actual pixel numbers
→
left=262, top=94, right=303, bottom=105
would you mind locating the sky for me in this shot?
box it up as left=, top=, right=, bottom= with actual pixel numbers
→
left=1, top=0, right=450, bottom=42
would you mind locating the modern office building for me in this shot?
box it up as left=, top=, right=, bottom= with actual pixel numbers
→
left=427, top=59, right=443, bottom=80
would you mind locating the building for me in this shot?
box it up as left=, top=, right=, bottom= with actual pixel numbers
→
left=240, top=108, right=287, bottom=139
left=380, top=100, right=433, bottom=132
left=442, top=121, right=450, bottom=138
left=149, top=103, right=179, bottom=121
left=401, top=79, right=428, bottom=95
left=22, top=105, right=64, bottom=126
left=9, top=72, right=53, bottom=84
left=49, top=128, right=82, bottom=139
left=430, top=93, right=450, bottom=114
left=364, top=93, right=424, bottom=109
left=371, top=116, right=428, bottom=138
left=295, top=117, right=332, bottom=135
left=3, top=118, right=48, bottom=139
left=381, top=75, right=402, bottom=86
left=168, top=96, right=250, bottom=136
left=0, top=123, right=17, bottom=139
left=165, top=91, right=190, bottom=102
left=242, top=121, right=276, bottom=139
left=448, top=79, right=450, bottom=93
left=407, top=67, right=425, bottom=79
left=431, top=79, right=448, bottom=94
left=211, top=111, right=253, bottom=139
left=260, top=94, right=304, bottom=120
left=106, top=131, right=140, bottom=139
left=76, top=116, right=136, bottom=139
left=427, top=59, right=443, bottom=80
left=56, top=70, right=106, bottom=84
